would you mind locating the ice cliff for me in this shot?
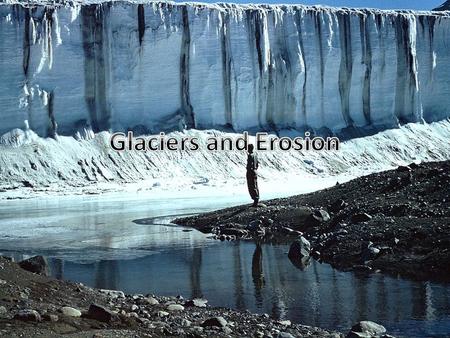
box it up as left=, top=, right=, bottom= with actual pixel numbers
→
left=1, top=1, right=450, bottom=138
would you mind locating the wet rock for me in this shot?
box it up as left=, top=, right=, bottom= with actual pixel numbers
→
left=347, top=321, right=386, bottom=338
left=167, top=304, right=184, bottom=311
left=288, top=237, right=311, bottom=260
left=351, top=213, right=373, bottom=223
left=201, top=316, right=227, bottom=328
left=60, top=306, right=82, bottom=317
left=18, top=256, right=50, bottom=276
left=87, top=304, right=118, bottom=323
left=185, top=298, right=208, bottom=308
left=14, top=309, right=41, bottom=322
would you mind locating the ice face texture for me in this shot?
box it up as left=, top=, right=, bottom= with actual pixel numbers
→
left=1, top=1, right=450, bottom=137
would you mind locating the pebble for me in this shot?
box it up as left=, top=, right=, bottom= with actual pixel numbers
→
left=157, top=311, right=169, bottom=318
left=167, top=304, right=184, bottom=311
left=143, top=296, right=159, bottom=305
left=60, top=306, right=82, bottom=317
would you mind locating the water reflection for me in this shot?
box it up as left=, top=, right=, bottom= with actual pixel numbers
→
left=34, top=243, right=450, bottom=337
left=0, top=193, right=449, bottom=337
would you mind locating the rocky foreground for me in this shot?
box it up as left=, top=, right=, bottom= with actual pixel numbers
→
left=175, top=160, right=450, bottom=282
left=0, top=256, right=356, bottom=338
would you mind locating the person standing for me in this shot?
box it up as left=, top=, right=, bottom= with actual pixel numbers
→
left=246, top=144, right=259, bottom=207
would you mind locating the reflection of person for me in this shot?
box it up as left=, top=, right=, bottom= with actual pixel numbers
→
left=246, top=144, right=259, bottom=207
left=252, top=243, right=265, bottom=291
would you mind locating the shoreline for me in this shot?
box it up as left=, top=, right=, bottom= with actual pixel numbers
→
left=174, top=160, right=450, bottom=283
left=0, top=256, right=347, bottom=338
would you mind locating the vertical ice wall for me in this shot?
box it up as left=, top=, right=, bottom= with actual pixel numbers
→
left=0, top=1, right=450, bottom=137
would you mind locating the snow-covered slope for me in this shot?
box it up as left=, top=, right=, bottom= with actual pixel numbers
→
left=1, top=120, right=450, bottom=198
left=1, top=1, right=450, bottom=137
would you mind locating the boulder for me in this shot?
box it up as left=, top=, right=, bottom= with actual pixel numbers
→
left=18, top=256, right=50, bottom=276
left=87, top=304, right=117, bottom=323
left=288, top=237, right=311, bottom=260
left=201, top=316, right=227, bottom=328
left=14, top=309, right=41, bottom=322
left=347, top=321, right=387, bottom=338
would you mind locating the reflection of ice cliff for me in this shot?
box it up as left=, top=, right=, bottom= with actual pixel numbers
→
left=1, top=1, right=450, bottom=137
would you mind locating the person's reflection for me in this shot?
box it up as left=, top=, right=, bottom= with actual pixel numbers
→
left=252, top=242, right=265, bottom=306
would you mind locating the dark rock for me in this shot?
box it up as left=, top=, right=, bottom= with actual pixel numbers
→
left=329, top=199, right=348, bottom=212
left=201, top=316, right=227, bottom=328
left=288, top=237, right=311, bottom=260
left=397, top=165, right=411, bottom=172
left=22, top=180, right=34, bottom=188
left=312, top=209, right=331, bottom=222
left=19, top=256, right=50, bottom=276
left=351, top=213, right=372, bottom=223
left=87, top=304, right=118, bottom=323
left=14, top=309, right=41, bottom=322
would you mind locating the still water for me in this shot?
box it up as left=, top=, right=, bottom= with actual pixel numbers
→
left=0, top=191, right=449, bottom=338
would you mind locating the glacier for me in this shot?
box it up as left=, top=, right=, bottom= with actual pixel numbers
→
left=1, top=1, right=450, bottom=137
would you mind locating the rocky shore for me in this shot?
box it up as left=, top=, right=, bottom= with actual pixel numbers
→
left=0, top=256, right=349, bottom=338
left=174, top=160, right=450, bottom=282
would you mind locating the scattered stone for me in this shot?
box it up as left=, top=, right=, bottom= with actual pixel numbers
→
left=60, top=306, right=82, bottom=318
left=87, top=304, right=117, bottom=323
left=13, top=309, right=41, bottom=322
left=347, top=321, right=387, bottom=338
left=277, top=333, right=295, bottom=338
left=131, top=304, right=139, bottom=312
left=157, top=311, right=169, bottom=318
left=167, top=304, right=184, bottom=311
left=278, top=320, right=291, bottom=326
left=99, top=289, right=125, bottom=299
left=18, top=256, right=49, bottom=276
left=143, top=296, right=159, bottom=305
left=0, top=306, right=7, bottom=316
left=201, top=316, right=228, bottom=328
left=185, top=298, right=208, bottom=308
